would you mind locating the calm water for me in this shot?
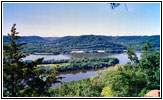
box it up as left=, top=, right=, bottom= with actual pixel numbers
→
left=23, top=54, right=72, bottom=61
left=108, top=53, right=141, bottom=64
left=23, top=53, right=141, bottom=64
left=23, top=52, right=142, bottom=88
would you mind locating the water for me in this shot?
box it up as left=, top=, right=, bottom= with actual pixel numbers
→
left=23, top=52, right=142, bottom=64
left=3, top=52, right=142, bottom=91
left=56, top=52, right=141, bottom=87
left=23, top=54, right=72, bottom=61
left=108, top=52, right=141, bottom=64
left=51, top=69, right=104, bottom=88
left=22, top=52, right=142, bottom=88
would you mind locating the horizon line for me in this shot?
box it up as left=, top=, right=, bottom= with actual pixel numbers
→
left=2, top=34, right=160, bottom=37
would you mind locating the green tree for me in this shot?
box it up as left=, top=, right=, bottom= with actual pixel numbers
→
left=126, top=46, right=139, bottom=71
left=139, top=41, right=160, bottom=90
left=142, top=40, right=151, bottom=52
left=99, top=42, right=160, bottom=97
left=101, top=65, right=146, bottom=97
left=3, top=24, right=62, bottom=97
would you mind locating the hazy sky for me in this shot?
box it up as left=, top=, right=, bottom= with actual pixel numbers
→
left=3, top=2, right=160, bottom=37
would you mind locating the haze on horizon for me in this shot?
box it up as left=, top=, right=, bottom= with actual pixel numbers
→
left=3, top=2, right=160, bottom=37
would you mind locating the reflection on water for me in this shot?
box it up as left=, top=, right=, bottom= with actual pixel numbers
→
left=70, top=53, right=111, bottom=58
left=52, top=69, right=104, bottom=88
left=57, top=68, right=104, bottom=75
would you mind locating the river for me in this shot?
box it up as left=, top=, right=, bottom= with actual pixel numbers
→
left=23, top=52, right=142, bottom=88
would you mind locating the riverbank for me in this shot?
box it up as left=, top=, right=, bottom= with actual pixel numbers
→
left=32, top=50, right=125, bottom=55
left=38, top=57, right=119, bottom=74
left=23, top=52, right=141, bottom=85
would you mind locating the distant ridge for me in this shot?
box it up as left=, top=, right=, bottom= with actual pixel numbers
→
left=52, top=35, right=126, bottom=50
left=3, top=36, right=47, bottom=43
left=43, top=37, right=61, bottom=41
left=3, top=35, right=160, bottom=54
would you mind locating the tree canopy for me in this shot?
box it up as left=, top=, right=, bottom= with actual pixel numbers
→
left=3, top=24, right=62, bottom=97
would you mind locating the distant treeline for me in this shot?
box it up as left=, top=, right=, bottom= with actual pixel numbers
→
left=25, top=57, right=119, bottom=74
left=3, top=35, right=160, bottom=54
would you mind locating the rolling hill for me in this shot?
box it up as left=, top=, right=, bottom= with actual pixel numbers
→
left=3, top=35, right=160, bottom=54
left=52, top=35, right=126, bottom=50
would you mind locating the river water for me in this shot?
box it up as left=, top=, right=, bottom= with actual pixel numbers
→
left=23, top=52, right=141, bottom=88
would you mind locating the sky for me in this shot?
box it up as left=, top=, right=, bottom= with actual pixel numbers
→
left=3, top=2, right=161, bottom=37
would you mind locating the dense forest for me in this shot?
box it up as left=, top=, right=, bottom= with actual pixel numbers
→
left=3, top=35, right=160, bottom=54
left=28, top=57, right=118, bottom=74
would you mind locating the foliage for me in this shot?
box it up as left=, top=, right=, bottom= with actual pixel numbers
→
left=49, top=41, right=160, bottom=97
left=139, top=49, right=160, bottom=89
left=3, top=24, right=62, bottom=97
left=49, top=78, right=104, bottom=97
left=52, top=35, right=126, bottom=51
left=127, top=46, right=139, bottom=64
left=90, top=76, right=97, bottom=81
left=38, top=57, right=119, bottom=74
left=138, top=88, right=150, bottom=97
left=113, top=36, right=160, bottom=51
left=99, top=41, right=160, bottom=97
left=101, top=86, right=114, bottom=97
left=102, top=65, right=147, bottom=97
left=4, top=35, right=160, bottom=54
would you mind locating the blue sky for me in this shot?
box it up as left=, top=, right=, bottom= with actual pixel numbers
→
left=3, top=3, right=160, bottom=37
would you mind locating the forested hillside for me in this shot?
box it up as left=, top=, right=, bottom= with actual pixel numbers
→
left=3, top=36, right=47, bottom=43
left=52, top=35, right=126, bottom=51
left=3, top=35, right=160, bottom=54
left=112, top=35, right=160, bottom=51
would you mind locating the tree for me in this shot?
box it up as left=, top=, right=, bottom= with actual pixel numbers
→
left=126, top=46, right=139, bottom=71
left=100, top=65, right=146, bottom=97
left=139, top=41, right=160, bottom=90
left=3, top=24, right=62, bottom=97
left=99, top=42, right=160, bottom=97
